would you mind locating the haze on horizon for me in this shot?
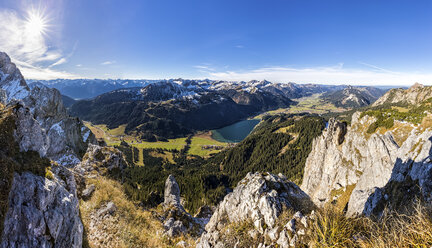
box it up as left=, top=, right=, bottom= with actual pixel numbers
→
left=0, top=0, right=431, bottom=86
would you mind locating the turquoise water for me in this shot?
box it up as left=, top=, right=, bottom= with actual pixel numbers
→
left=211, top=119, right=261, bottom=143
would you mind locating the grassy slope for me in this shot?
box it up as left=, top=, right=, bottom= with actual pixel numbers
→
left=80, top=176, right=194, bottom=247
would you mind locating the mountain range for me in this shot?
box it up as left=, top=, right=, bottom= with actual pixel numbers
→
left=57, top=79, right=382, bottom=141
left=2, top=49, right=432, bottom=247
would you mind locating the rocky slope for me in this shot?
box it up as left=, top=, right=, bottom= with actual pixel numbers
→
left=372, top=83, right=432, bottom=106
left=301, top=87, right=432, bottom=216
left=197, top=172, right=314, bottom=248
left=0, top=51, right=96, bottom=247
left=320, top=86, right=385, bottom=108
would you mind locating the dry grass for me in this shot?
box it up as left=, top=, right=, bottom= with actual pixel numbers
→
left=306, top=203, right=432, bottom=248
left=80, top=176, right=194, bottom=248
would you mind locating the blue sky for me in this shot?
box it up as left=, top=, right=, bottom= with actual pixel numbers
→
left=0, top=0, right=431, bottom=85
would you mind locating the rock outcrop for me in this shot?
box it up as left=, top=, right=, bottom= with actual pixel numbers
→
left=197, top=172, right=314, bottom=248
left=75, top=144, right=128, bottom=179
left=0, top=52, right=29, bottom=102
left=363, top=129, right=432, bottom=217
left=74, top=145, right=130, bottom=248
left=2, top=170, right=83, bottom=248
left=0, top=52, right=95, bottom=166
left=0, top=51, right=96, bottom=247
left=164, top=174, right=183, bottom=209
left=301, top=114, right=399, bottom=215
left=302, top=109, right=432, bottom=216
left=161, top=175, right=205, bottom=237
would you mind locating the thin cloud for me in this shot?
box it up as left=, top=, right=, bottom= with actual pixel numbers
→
left=358, top=61, right=396, bottom=74
left=208, top=65, right=432, bottom=86
left=14, top=60, right=77, bottom=80
left=193, top=65, right=215, bottom=71
left=49, top=57, right=67, bottom=67
left=101, top=60, right=116, bottom=65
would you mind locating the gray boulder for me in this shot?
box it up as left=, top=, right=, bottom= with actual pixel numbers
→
left=1, top=172, right=83, bottom=248
left=82, top=184, right=96, bottom=200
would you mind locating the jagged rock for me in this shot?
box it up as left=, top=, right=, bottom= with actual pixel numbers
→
left=164, top=174, right=182, bottom=209
left=197, top=172, right=314, bottom=248
left=0, top=52, right=95, bottom=166
left=160, top=175, right=206, bottom=238
left=302, top=105, right=432, bottom=217
left=277, top=229, right=290, bottom=248
left=301, top=114, right=399, bottom=215
left=363, top=129, right=432, bottom=217
left=1, top=172, right=83, bottom=248
left=164, top=218, right=187, bottom=237
left=0, top=51, right=96, bottom=248
left=0, top=52, right=29, bottom=103
left=98, top=202, right=117, bottom=216
left=82, top=184, right=96, bottom=200
left=14, top=105, right=50, bottom=157
left=76, top=144, right=128, bottom=177
left=175, top=240, right=189, bottom=247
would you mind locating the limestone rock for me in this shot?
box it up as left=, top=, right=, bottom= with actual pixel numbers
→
left=197, top=172, right=314, bottom=247
left=373, top=84, right=432, bottom=107
left=1, top=172, right=83, bottom=248
left=0, top=52, right=29, bottom=102
left=14, top=105, right=50, bottom=157
left=363, top=129, right=432, bottom=217
left=97, top=201, right=117, bottom=217
left=160, top=175, right=206, bottom=238
left=302, top=109, right=432, bottom=217
left=0, top=51, right=95, bottom=248
left=82, top=184, right=96, bottom=200
left=301, top=114, right=399, bottom=215
left=164, top=174, right=182, bottom=209
left=76, top=144, right=128, bottom=177
left=0, top=52, right=96, bottom=166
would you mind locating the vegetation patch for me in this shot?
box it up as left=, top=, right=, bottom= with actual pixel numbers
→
left=329, top=184, right=357, bottom=212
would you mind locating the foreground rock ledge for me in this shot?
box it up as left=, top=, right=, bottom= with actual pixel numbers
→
left=197, top=172, right=314, bottom=248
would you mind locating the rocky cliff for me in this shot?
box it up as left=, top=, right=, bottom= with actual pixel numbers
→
left=301, top=104, right=432, bottom=216
left=0, top=51, right=96, bottom=247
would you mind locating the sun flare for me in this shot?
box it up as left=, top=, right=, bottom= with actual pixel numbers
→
left=25, top=8, right=48, bottom=37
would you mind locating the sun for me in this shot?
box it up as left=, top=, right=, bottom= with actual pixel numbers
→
left=25, top=8, right=49, bottom=37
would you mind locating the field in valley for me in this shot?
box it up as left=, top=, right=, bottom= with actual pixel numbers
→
left=85, top=94, right=346, bottom=164
left=85, top=122, right=230, bottom=164
left=254, top=94, right=346, bottom=119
